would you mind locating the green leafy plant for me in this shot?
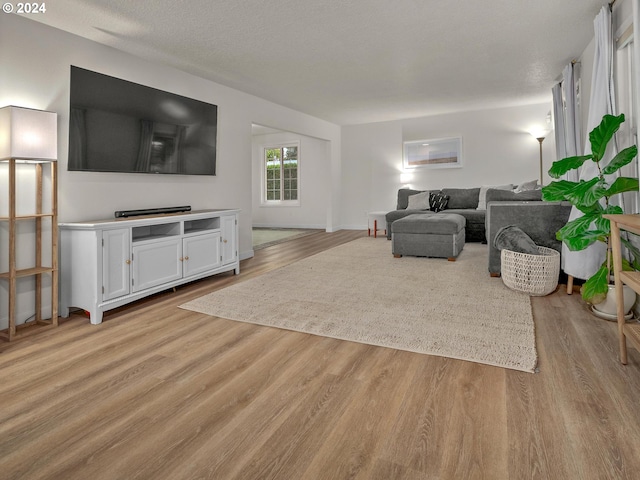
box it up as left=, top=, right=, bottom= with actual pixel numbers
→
left=541, top=113, right=640, bottom=304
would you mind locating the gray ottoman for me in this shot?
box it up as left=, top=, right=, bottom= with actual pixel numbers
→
left=392, top=213, right=466, bottom=261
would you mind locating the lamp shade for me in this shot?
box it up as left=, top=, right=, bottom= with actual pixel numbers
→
left=528, top=128, right=550, bottom=140
left=0, top=106, right=57, bottom=160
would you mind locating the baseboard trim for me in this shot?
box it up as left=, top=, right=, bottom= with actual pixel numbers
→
left=252, top=223, right=326, bottom=230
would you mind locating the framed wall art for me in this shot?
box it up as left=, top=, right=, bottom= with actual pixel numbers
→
left=403, top=136, right=462, bottom=169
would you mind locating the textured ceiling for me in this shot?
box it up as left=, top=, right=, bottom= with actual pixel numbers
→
left=23, top=0, right=606, bottom=125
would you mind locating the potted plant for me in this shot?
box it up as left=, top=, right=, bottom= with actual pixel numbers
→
left=541, top=113, right=640, bottom=310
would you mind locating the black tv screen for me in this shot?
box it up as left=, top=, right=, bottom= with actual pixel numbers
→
left=68, top=66, right=217, bottom=175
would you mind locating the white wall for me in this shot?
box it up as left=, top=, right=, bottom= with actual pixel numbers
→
left=0, top=14, right=342, bottom=261
left=252, top=131, right=329, bottom=229
left=340, top=103, right=555, bottom=229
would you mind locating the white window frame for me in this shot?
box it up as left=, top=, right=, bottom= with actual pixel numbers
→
left=260, top=142, right=301, bottom=207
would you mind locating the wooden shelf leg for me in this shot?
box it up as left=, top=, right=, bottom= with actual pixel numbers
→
left=567, top=275, right=574, bottom=295
left=8, top=158, right=16, bottom=341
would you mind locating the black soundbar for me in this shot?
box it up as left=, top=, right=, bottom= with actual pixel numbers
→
left=115, top=206, right=192, bottom=218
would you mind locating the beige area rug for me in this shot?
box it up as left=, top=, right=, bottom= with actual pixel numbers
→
left=180, top=238, right=537, bottom=372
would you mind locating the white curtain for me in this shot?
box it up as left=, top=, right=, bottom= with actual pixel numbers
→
left=553, top=62, right=583, bottom=270
left=552, top=63, right=582, bottom=179
left=563, top=63, right=583, bottom=164
left=563, top=6, right=617, bottom=280
left=552, top=83, right=567, bottom=160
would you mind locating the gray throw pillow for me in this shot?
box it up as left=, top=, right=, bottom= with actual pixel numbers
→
left=493, top=225, right=540, bottom=255
left=397, top=188, right=424, bottom=209
left=514, top=179, right=539, bottom=193
left=477, top=184, right=513, bottom=210
left=407, top=191, right=430, bottom=210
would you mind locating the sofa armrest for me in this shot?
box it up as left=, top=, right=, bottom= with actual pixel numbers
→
left=486, top=201, right=572, bottom=276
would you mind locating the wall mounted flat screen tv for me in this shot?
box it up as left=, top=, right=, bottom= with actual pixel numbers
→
left=69, top=66, right=217, bottom=175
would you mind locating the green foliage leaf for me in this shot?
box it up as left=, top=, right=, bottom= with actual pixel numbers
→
left=564, top=178, right=607, bottom=208
left=605, top=176, right=640, bottom=197
left=581, top=264, right=610, bottom=304
left=562, top=230, right=607, bottom=251
left=556, top=214, right=596, bottom=240
left=621, top=257, right=636, bottom=271
left=547, top=155, right=592, bottom=179
left=594, top=216, right=611, bottom=233
left=594, top=205, right=623, bottom=232
left=541, top=180, right=579, bottom=202
left=574, top=202, right=604, bottom=215
left=602, top=145, right=638, bottom=175
left=621, top=236, right=640, bottom=270
left=556, top=214, right=607, bottom=251
left=589, top=114, right=625, bottom=162
left=604, top=204, right=625, bottom=215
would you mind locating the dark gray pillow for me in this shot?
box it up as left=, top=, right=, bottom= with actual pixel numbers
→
left=430, top=192, right=449, bottom=212
left=493, top=225, right=540, bottom=255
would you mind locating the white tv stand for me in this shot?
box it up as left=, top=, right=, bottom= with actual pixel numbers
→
left=59, top=209, right=239, bottom=324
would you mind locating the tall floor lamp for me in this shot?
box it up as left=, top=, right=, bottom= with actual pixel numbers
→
left=530, top=130, right=549, bottom=186
left=537, top=136, right=545, bottom=186
left=0, top=106, right=58, bottom=340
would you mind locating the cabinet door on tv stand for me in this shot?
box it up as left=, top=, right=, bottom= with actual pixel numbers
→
left=221, top=214, right=238, bottom=266
left=183, top=232, right=221, bottom=278
left=131, top=238, right=182, bottom=292
left=103, top=228, right=131, bottom=301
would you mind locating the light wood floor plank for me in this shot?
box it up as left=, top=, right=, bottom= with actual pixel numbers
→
left=297, top=347, right=424, bottom=480
left=164, top=338, right=373, bottom=480
left=1, top=230, right=640, bottom=480
left=33, top=327, right=307, bottom=480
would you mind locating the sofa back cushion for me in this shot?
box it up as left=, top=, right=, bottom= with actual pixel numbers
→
left=396, top=188, right=425, bottom=209
left=441, top=188, right=481, bottom=209
left=485, top=188, right=542, bottom=203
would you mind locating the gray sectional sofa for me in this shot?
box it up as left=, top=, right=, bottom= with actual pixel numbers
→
left=385, top=187, right=486, bottom=242
left=385, top=186, right=573, bottom=275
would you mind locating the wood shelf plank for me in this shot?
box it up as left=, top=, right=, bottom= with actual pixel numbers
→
left=0, top=213, right=55, bottom=221
left=620, top=271, right=640, bottom=292
left=624, top=323, right=640, bottom=353
left=0, top=266, right=56, bottom=279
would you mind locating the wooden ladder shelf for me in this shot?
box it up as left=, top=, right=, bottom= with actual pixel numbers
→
left=0, top=158, right=58, bottom=341
left=604, top=213, right=640, bottom=364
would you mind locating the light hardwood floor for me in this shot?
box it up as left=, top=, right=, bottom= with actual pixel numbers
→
left=1, top=230, right=640, bottom=480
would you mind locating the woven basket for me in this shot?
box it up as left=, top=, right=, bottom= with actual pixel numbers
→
left=500, top=246, right=560, bottom=296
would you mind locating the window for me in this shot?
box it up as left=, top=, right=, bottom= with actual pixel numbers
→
left=263, top=143, right=299, bottom=204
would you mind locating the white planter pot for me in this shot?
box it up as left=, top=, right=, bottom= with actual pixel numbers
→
left=592, top=284, right=637, bottom=320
